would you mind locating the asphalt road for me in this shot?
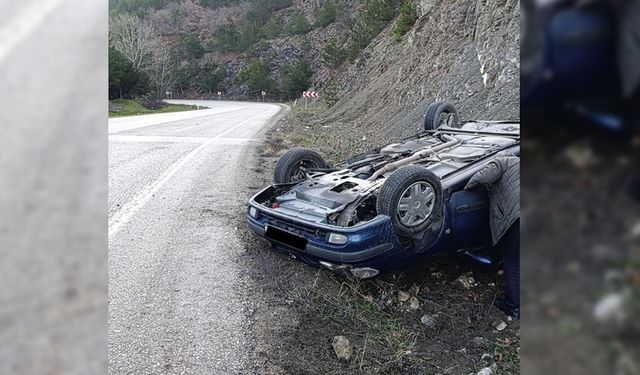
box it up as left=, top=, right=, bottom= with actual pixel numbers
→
left=109, top=100, right=283, bottom=374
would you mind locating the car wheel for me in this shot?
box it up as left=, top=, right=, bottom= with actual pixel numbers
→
left=273, top=147, right=328, bottom=184
left=376, top=165, right=444, bottom=237
left=424, top=100, right=460, bottom=130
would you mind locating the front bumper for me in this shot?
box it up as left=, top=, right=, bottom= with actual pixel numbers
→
left=246, top=189, right=406, bottom=274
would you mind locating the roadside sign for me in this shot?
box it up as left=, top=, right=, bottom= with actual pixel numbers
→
left=302, top=90, right=319, bottom=109
left=217, top=91, right=222, bottom=100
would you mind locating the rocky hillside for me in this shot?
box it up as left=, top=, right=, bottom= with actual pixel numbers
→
left=311, top=0, right=520, bottom=150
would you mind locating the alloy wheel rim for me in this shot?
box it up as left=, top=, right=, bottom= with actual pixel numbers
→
left=397, top=181, right=435, bottom=227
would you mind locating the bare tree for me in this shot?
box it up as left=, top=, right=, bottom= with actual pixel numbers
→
left=109, top=13, right=156, bottom=71
left=151, top=45, right=176, bottom=99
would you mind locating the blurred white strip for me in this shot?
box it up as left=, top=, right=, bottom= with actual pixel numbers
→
left=0, top=0, right=63, bottom=63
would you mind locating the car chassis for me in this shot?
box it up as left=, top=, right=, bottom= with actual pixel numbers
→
left=247, top=113, right=519, bottom=278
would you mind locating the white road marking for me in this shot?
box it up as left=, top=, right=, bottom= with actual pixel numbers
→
left=109, top=135, right=262, bottom=144
left=109, top=135, right=262, bottom=145
left=0, top=0, right=63, bottom=63
left=108, top=107, right=278, bottom=238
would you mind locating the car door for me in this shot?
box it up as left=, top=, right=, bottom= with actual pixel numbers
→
left=447, top=189, right=491, bottom=251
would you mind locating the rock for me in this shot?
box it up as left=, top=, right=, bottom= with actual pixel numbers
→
left=481, top=353, right=493, bottom=363
left=591, top=243, right=621, bottom=262
left=472, top=336, right=490, bottom=348
left=593, top=290, right=630, bottom=327
left=408, top=296, right=420, bottom=310
left=332, top=336, right=353, bottom=361
left=491, top=320, right=507, bottom=331
left=563, top=142, right=598, bottom=169
left=420, top=314, right=437, bottom=329
left=603, top=269, right=625, bottom=286
left=397, top=290, right=411, bottom=302
left=476, top=367, right=493, bottom=375
left=457, top=275, right=475, bottom=289
left=418, top=0, right=437, bottom=17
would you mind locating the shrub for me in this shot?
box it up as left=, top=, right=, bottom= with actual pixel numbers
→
left=238, top=59, right=276, bottom=94
left=393, top=0, right=417, bottom=42
left=323, top=78, right=340, bottom=107
left=301, top=36, right=311, bottom=51
left=262, top=16, right=281, bottom=39
left=322, top=38, right=347, bottom=67
left=216, top=22, right=241, bottom=51
left=199, top=0, right=242, bottom=9
left=137, top=93, right=166, bottom=110
left=288, top=11, right=312, bottom=35
left=281, top=59, right=313, bottom=99
left=182, top=33, right=205, bottom=58
left=345, top=0, right=398, bottom=62
left=315, top=0, right=337, bottom=28
left=198, top=61, right=227, bottom=93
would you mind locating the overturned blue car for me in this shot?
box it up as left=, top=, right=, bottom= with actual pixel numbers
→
left=247, top=101, right=519, bottom=278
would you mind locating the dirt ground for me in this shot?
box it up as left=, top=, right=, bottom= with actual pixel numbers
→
left=236, top=113, right=520, bottom=375
left=521, top=123, right=640, bottom=374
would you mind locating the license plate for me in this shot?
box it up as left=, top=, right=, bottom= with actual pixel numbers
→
left=265, top=226, right=307, bottom=251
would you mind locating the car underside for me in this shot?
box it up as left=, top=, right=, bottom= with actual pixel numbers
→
left=247, top=101, right=519, bottom=277
left=254, top=121, right=519, bottom=227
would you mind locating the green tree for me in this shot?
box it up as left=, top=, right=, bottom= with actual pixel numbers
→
left=288, top=11, right=311, bottom=35
left=238, top=60, right=276, bottom=94
left=281, top=59, right=313, bottom=99
left=182, top=33, right=205, bottom=59
left=322, top=38, right=347, bottom=67
left=238, top=21, right=262, bottom=48
left=216, top=22, right=241, bottom=51
left=110, top=0, right=169, bottom=16
left=172, top=61, right=196, bottom=95
left=246, top=0, right=293, bottom=26
left=262, top=16, right=281, bottom=39
left=198, top=61, right=227, bottom=93
left=315, top=0, right=337, bottom=28
left=393, top=0, right=417, bottom=42
left=346, top=0, right=398, bottom=62
left=199, top=0, right=242, bottom=9
left=109, top=46, right=149, bottom=99
left=323, top=78, right=340, bottom=107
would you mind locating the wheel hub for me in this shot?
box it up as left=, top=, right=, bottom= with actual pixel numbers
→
left=397, top=182, right=436, bottom=227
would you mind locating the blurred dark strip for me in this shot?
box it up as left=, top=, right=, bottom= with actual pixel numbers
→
left=521, top=0, right=640, bottom=373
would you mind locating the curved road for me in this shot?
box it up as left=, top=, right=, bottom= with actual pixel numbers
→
left=109, top=100, right=283, bottom=374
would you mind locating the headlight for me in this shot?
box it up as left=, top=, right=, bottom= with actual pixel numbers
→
left=249, top=207, right=258, bottom=218
left=327, top=232, right=348, bottom=245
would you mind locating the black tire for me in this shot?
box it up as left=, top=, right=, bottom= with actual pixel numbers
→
left=376, top=165, right=444, bottom=237
left=273, top=147, right=328, bottom=184
left=424, top=100, right=460, bottom=130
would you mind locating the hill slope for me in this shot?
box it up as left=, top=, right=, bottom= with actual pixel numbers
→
left=309, top=0, right=519, bottom=151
